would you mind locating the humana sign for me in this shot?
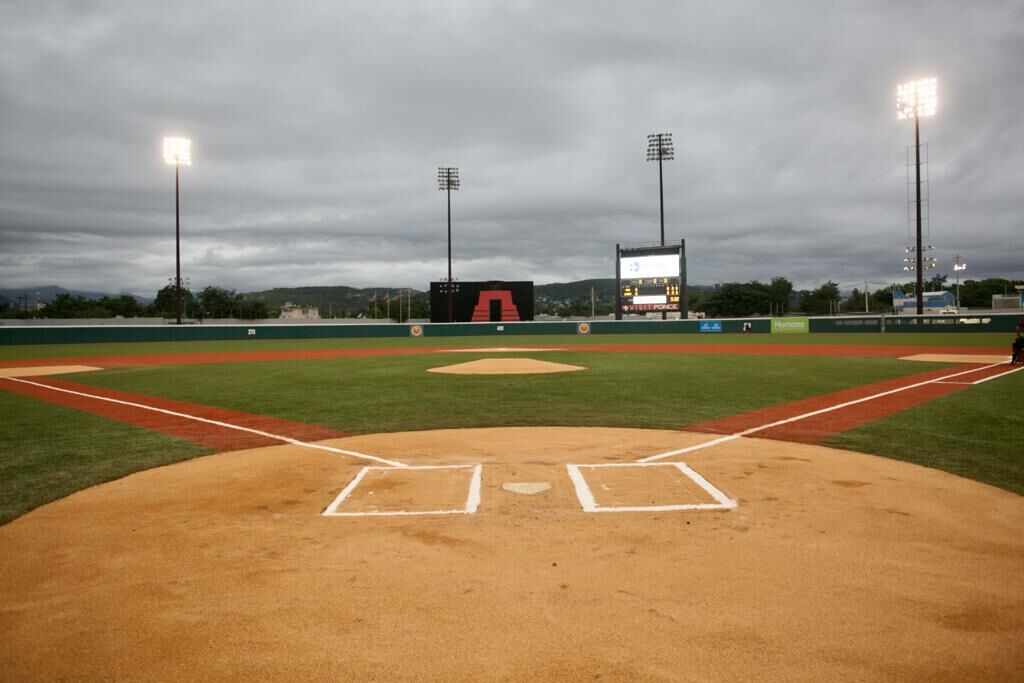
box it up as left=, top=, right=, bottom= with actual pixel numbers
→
left=771, top=317, right=809, bottom=334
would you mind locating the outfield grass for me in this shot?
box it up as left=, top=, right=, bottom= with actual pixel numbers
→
left=0, top=331, right=1012, bottom=361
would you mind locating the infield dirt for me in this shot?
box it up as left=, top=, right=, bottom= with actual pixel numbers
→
left=1, top=427, right=1021, bottom=680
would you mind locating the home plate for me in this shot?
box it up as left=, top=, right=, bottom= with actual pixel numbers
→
left=502, top=482, right=551, bottom=495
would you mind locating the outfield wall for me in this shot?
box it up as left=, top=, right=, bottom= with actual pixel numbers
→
left=0, top=314, right=1017, bottom=345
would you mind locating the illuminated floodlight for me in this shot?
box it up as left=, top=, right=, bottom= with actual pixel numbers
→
left=163, top=137, right=192, bottom=166
left=896, top=78, right=937, bottom=119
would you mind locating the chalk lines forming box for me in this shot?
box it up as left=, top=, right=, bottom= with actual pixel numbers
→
left=323, top=464, right=483, bottom=517
left=566, top=462, right=737, bottom=513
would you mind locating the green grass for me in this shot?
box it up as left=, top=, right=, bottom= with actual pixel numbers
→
left=0, top=331, right=1010, bottom=361
left=2, top=337, right=1020, bottom=526
left=825, top=371, right=1024, bottom=495
left=0, top=391, right=209, bottom=525
left=63, top=352, right=924, bottom=433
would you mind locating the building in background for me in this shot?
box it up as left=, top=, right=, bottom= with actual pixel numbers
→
left=892, top=290, right=954, bottom=314
left=279, top=303, right=320, bottom=320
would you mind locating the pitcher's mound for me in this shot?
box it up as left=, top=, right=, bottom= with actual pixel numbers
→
left=428, top=358, right=586, bottom=375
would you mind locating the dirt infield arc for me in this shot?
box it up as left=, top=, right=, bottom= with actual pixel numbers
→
left=1, top=427, right=1022, bottom=680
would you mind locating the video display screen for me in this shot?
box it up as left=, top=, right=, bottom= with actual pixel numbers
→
left=617, top=245, right=683, bottom=314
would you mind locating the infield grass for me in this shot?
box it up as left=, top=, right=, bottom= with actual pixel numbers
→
left=61, top=352, right=926, bottom=433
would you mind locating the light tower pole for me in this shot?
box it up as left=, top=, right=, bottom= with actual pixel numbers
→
left=647, top=133, right=674, bottom=320
left=163, top=137, right=192, bottom=325
left=896, top=78, right=937, bottom=315
left=437, top=167, right=460, bottom=323
left=646, top=133, right=674, bottom=246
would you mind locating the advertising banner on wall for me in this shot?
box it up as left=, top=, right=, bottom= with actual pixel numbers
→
left=771, top=317, right=809, bottom=334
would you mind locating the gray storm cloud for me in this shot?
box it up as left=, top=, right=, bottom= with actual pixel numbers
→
left=1, top=0, right=1021, bottom=297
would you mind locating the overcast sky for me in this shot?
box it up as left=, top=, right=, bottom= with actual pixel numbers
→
left=1, top=0, right=1022, bottom=297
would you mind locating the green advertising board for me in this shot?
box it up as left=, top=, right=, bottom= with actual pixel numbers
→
left=771, top=317, right=809, bottom=334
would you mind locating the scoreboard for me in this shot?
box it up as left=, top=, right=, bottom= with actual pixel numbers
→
left=615, top=241, right=687, bottom=318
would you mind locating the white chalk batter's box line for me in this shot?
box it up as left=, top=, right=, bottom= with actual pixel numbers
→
left=322, top=464, right=483, bottom=517
left=566, top=462, right=738, bottom=513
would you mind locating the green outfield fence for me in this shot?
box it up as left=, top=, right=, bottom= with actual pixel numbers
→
left=0, top=313, right=1018, bottom=345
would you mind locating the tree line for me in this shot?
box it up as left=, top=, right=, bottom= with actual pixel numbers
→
left=0, top=285, right=269, bottom=320
left=1, top=276, right=1019, bottom=320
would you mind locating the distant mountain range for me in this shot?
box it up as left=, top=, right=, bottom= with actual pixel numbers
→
left=0, top=285, right=152, bottom=307
left=1, top=279, right=716, bottom=312
left=242, top=279, right=717, bottom=311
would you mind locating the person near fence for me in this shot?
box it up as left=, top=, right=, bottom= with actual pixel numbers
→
left=1012, top=318, right=1024, bottom=365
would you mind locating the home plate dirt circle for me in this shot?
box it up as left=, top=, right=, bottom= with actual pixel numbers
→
left=1, top=427, right=1021, bottom=680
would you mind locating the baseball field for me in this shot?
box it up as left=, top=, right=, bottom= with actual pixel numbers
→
left=1, top=331, right=1022, bottom=680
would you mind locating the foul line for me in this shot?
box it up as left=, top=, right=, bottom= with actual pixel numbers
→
left=970, top=364, right=1024, bottom=384
left=1, top=376, right=406, bottom=468
left=638, top=360, right=1011, bottom=463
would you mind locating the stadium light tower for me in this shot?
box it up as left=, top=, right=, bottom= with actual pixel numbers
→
left=163, top=136, right=192, bottom=325
left=646, top=133, right=674, bottom=246
left=438, top=167, right=460, bottom=323
left=897, top=77, right=937, bottom=315
left=953, top=253, right=966, bottom=309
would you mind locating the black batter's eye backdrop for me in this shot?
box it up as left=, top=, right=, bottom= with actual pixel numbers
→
left=430, top=281, right=534, bottom=323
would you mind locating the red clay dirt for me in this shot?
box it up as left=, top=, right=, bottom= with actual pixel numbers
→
left=0, top=376, right=346, bottom=451
left=685, top=363, right=1011, bottom=444
left=0, top=341, right=1009, bottom=370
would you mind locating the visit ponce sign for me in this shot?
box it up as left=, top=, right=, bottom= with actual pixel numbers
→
left=771, top=317, right=809, bottom=334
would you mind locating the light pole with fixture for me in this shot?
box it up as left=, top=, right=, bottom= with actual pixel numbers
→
left=437, top=167, right=460, bottom=323
left=902, top=244, right=938, bottom=298
left=646, top=133, right=674, bottom=246
left=953, top=254, right=966, bottom=309
left=896, top=78, right=937, bottom=315
left=647, top=133, right=674, bottom=320
left=163, top=137, right=192, bottom=325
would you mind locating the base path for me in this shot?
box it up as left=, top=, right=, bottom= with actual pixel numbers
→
left=0, top=376, right=346, bottom=451
left=1, top=427, right=1021, bottom=680
left=685, top=362, right=1014, bottom=444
